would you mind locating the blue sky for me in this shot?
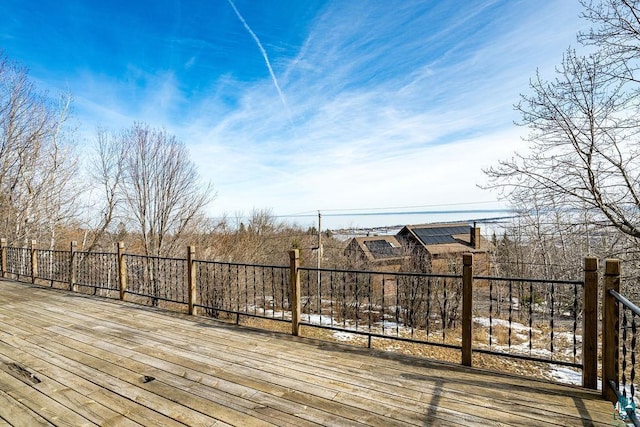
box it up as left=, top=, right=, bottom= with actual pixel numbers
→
left=0, top=0, right=586, bottom=226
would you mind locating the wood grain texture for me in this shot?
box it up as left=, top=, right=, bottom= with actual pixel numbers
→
left=0, top=279, right=614, bottom=426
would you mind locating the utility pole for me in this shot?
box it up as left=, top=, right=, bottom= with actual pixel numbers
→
left=317, top=210, right=322, bottom=270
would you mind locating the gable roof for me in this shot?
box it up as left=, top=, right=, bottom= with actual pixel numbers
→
left=410, top=224, right=470, bottom=245
left=347, top=235, right=405, bottom=263
left=398, top=222, right=489, bottom=254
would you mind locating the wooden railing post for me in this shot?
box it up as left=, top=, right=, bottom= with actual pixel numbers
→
left=603, top=258, right=621, bottom=403
left=69, top=241, right=77, bottom=291
left=0, top=238, right=6, bottom=278
left=187, top=245, right=197, bottom=316
left=31, top=240, right=38, bottom=284
left=462, top=253, right=473, bottom=367
left=290, top=249, right=300, bottom=336
left=582, top=257, right=598, bottom=389
left=117, top=242, right=127, bottom=301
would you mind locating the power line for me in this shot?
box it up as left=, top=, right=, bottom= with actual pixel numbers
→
left=278, top=201, right=506, bottom=217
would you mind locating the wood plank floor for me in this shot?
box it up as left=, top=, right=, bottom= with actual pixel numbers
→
left=0, top=279, right=616, bottom=426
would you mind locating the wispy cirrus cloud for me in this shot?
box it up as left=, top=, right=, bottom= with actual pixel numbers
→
left=10, top=0, right=585, bottom=225
left=179, top=0, right=585, bottom=219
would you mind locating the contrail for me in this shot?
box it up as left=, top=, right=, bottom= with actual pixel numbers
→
left=227, top=0, right=289, bottom=114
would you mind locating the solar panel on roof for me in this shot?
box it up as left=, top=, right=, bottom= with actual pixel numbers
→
left=412, top=225, right=469, bottom=245
left=364, top=240, right=403, bottom=259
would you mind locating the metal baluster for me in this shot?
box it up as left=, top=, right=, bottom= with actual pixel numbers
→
left=270, top=268, right=275, bottom=318
left=489, top=278, right=494, bottom=348
left=212, top=263, right=217, bottom=312
left=179, top=259, right=183, bottom=301
left=330, top=270, right=334, bottom=328
left=508, top=280, right=513, bottom=350
left=175, top=259, right=179, bottom=301
left=253, top=266, right=257, bottom=315
left=223, top=264, right=227, bottom=313
left=443, top=278, right=447, bottom=343
left=411, top=276, right=416, bottom=338
left=529, top=281, right=533, bottom=354
left=423, top=276, right=428, bottom=340
left=355, top=273, right=360, bottom=330
left=319, top=269, right=323, bottom=324
left=170, top=260, right=175, bottom=301
left=163, top=259, right=168, bottom=301
left=382, top=274, right=386, bottom=336
left=426, top=277, right=431, bottom=338
left=632, top=312, right=637, bottom=404
left=197, top=263, right=202, bottom=308
left=395, top=275, right=400, bottom=337
left=234, top=264, right=239, bottom=314
left=573, top=282, right=578, bottom=363
left=205, top=263, right=210, bottom=313
left=261, top=267, right=265, bottom=316
left=280, top=268, right=285, bottom=319
left=343, top=271, right=347, bottom=329
left=550, top=282, right=555, bottom=358
left=623, top=307, right=628, bottom=401
left=264, top=268, right=270, bottom=317
left=243, top=265, right=248, bottom=314
left=368, top=274, right=372, bottom=336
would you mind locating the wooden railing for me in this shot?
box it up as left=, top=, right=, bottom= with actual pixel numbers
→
left=0, top=239, right=634, bottom=403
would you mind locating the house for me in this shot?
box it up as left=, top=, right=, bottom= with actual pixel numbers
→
left=344, top=235, right=406, bottom=271
left=396, top=222, right=491, bottom=273
left=345, top=222, right=491, bottom=274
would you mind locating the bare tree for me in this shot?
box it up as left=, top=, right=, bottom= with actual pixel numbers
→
left=120, top=123, right=213, bottom=257
left=486, top=0, right=640, bottom=246
left=579, top=0, right=640, bottom=83
left=0, top=52, right=77, bottom=247
left=82, top=128, right=127, bottom=252
left=486, top=46, right=640, bottom=240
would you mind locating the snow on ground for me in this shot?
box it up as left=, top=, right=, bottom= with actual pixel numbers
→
left=554, top=331, right=581, bottom=343
left=473, top=316, right=540, bottom=334
left=549, top=365, right=582, bottom=386
left=301, top=313, right=336, bottom=326
left=332, top=331, right=357, bottom=341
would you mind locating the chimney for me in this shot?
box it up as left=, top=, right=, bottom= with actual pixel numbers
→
left=470, top=223, right=481, bottom=250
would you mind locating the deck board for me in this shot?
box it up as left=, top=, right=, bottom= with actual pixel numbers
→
left=0, top=279, right=616, bottom=426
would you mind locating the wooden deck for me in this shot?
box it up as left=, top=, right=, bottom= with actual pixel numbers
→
left=0, top=279, right=615, bottom=426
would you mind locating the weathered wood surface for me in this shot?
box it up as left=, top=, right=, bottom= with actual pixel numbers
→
left=0, top=279, right=614, bottom=426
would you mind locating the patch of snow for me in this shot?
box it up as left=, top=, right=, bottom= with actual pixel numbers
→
left=473, top=317, right=540, bottom=334
left=378, top=321, right=401, bottom=329
left=260, top=309, right=291, bottom=319
left=332, top=331, right=356, bottom=341
left=549, top=365, right=581, bottom=386
left=302, top=313, right=335, bottom=326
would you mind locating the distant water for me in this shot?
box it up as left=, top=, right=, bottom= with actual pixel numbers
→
left=288, top=209, right=514, bottom=235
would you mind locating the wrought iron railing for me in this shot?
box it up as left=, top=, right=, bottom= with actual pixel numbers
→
left=125, top=254, right=188, bottom=304
left=35, top=249, right=70, bottom=286
left=472, top=275, right=584, bottom=368
left=195, top=260, right=290, bottom=322
left=0, top=240, right=610, bottom=391
left=298, top=267, right=463, bottom=350
left=75, top=251, right=119, bottom=294
left=6, top=247, right=31, bottom=280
